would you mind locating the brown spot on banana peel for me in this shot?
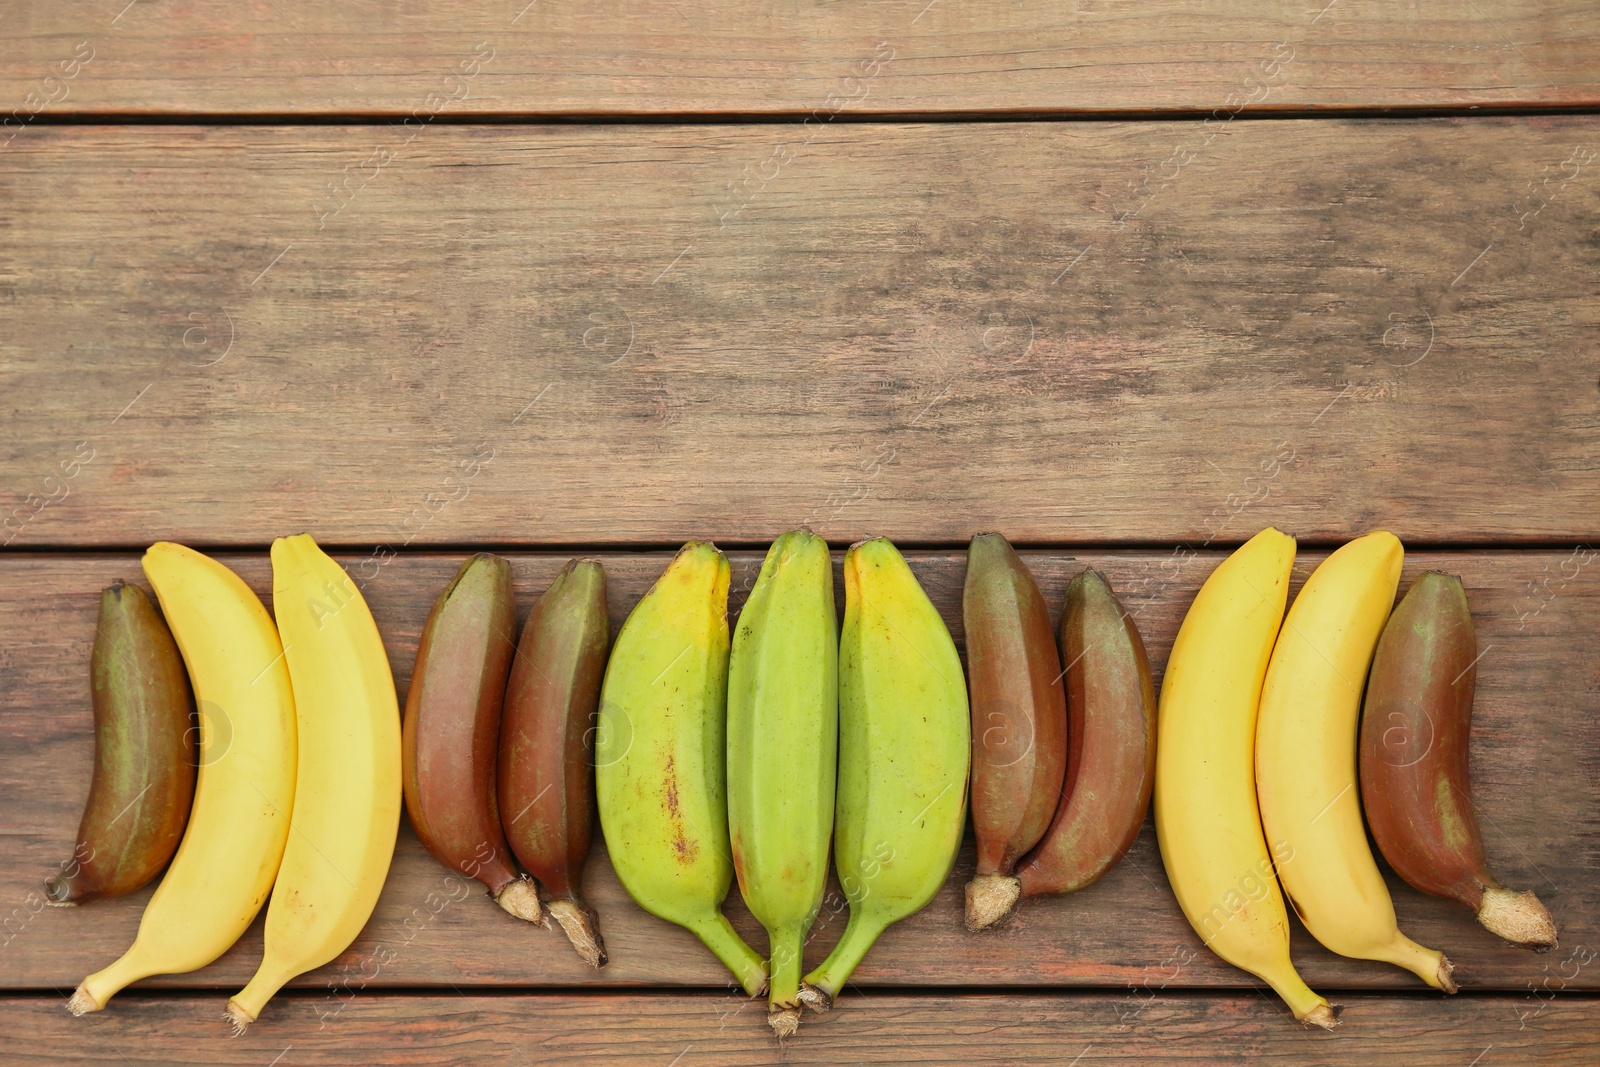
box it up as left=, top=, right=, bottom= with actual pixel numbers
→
left=48, top=580, right=196, bottom=904
left=403, top=554, right=536, bottom=920
left=1359, top=572, right=1557, bottom=951
left=962, top=534, right=1068, bottom=929
left=1009, top=569, right=1157, bottom=912
left=499, top=558, right=611, bottom=962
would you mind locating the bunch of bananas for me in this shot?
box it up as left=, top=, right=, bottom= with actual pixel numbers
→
left=596, top=533, right=970, bottom=1037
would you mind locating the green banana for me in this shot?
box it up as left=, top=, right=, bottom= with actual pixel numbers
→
left=594, top=542, right=767, bottom=996
left=799, top=538, right=969, bottom=1014
left=727, top=529, right=839, bottom=1037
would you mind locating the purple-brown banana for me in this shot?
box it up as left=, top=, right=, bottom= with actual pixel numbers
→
left=1002, top=568, right=1156, bottom=922
left=1360, top=571, right=1556, bottom=950
left=962, top=533, right=1068, bottom=930
left=499, top=558, right=610, bottom=966
left=47, top=580, right=196, bottom=904
left=402, top=554, right=544, bottom=924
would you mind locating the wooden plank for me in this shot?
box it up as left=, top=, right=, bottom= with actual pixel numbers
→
left=5, top=991, right=1597, bottom=1064
left=2, top=121, right=1599, bottom=547
left=2, top=1, right=1597, bottom=118
left=2, top=549, right=1593, bottom=995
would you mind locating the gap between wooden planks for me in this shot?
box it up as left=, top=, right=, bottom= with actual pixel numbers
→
left=2, top=549, right=1592, bottom=996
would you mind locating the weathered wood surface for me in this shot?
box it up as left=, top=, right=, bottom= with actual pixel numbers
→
left=3, top=122, right=1599, bottom=548
left=3, top=549, right=1592, bottom=995
left=2, top=1, right=1598, bottom=118
left=6, top=991, right=1597, bottom=1064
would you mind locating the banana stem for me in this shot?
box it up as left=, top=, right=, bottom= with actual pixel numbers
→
left=766, top=923, right=806, bottom=1010
left=548, top=898, right=608, bottom=969
left=1256, top=966, right=1337, bottom=1030
left=1372, top=937, right=1458, bottom=993
left=801, top=909, right=886, bottom=1004
left=227, top=963, right=296, bottom=1034
left=689, top=913, right=768, bottom=998
left=70, top=947, right=160, bottom=1014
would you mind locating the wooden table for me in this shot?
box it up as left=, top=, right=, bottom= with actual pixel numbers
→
left=3, top=3, right=1598, bottom=1062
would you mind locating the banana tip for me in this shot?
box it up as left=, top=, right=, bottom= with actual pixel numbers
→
left=66, top=987, right=99, bottom=1017
left=224, top=1000, right=255, bottom=1036
left=1300, top=1003, right=1339, bottom=1031
left=964, top=873, right=1022, bottom=931
left=797, top=983, right=833, bottom=1015
left=768, top=1007, right=801, bottom=1039
left=1435, top=955, right=1459, bottom=995
left=44, top=873, right=76, bottom=905
left=1478, top=887, right=1558, bottom=951
left=547, top=898, right=608, bottom=968
left=495, top=878, right=549, bottom=928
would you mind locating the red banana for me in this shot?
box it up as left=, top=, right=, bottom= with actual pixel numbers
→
left=1360, top=571, right=1557, bottom=950
left=962, top=533, right=1068, bottom=930
left=402, top=554, right=544, bottom=924
left=1008, top=569, right=1156, bottom=916
left=500, top=559, right=611, bottom=967
left=47, top=580, right=196, bottom=903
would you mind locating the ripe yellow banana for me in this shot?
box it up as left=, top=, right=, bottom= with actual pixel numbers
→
left=1256, top=531, right=1456, bottom=991
left=727, top=529, right=838, bottom=1037
left=595, top=542, right=767, bottom=996
left=69, top=543, right=297, bottom=1015
left=1154, top=527, right=1334, bottom=1029
left=226, top=534, right=403, bottom=1031
left=799, top=538, right=969, bottom=1014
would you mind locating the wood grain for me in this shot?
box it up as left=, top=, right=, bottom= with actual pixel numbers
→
left=1, top=1, right=1597, bottom=117
left=3, top=549, right=1593, bottom=994
left=5, top=990, right=1597, bottom=1064
left=2, top=121, right=1598, bottom=548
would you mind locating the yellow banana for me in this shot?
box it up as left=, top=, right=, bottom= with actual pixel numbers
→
left=69, top=543, right=297, bottom=1015
left=226, top=534, right=403, bottom=1031
left=595, top=542, right=767, bottom=996
left=727, top=529, right=838, bottom=1037
left=1154, top=527, right=1334, bottom=1028
left=1256, top=531, right=1456, bottom=991
left=799, top=538, right=969, bottom=1014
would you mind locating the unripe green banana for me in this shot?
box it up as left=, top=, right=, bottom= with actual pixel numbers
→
left=727, top=529, right=838, bottom=1038
left=594, top=542, right=767, bottom=996
left=799, top=538, right=969, bottom=1014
